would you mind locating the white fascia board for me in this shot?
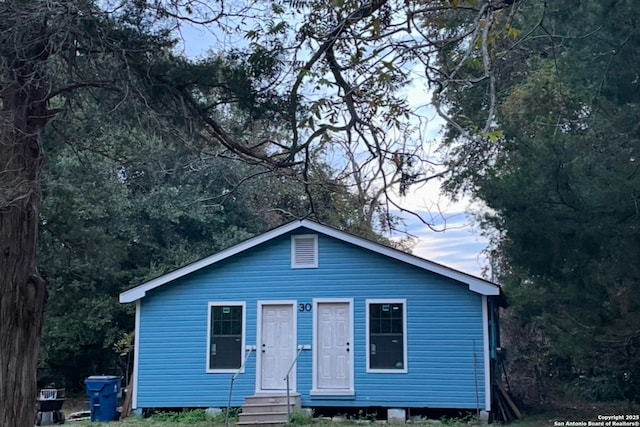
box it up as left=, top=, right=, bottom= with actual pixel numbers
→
left=119, top=221, right=304, bottom=303
left=298, top=220, right=500, bottom=296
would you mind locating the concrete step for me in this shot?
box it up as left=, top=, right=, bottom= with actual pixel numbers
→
left=236, top=421, right=288, bottom=427
left=238, top=410, right=288, bottom=424
left=242, top=402, right=298, bottom=414
left=244, top=393, right=300, bottom=406
left=238, top=394, right=301, bottom=426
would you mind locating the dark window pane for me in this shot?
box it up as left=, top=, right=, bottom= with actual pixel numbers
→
left=379, top=306, right=389, bottom=319
left=391, top=318, right=402, bottom=334
left=370, top=304, right=380, bottom=318
left=210, top=336, right=242, bottom=369
left=370, top=318, right=381, bottom=334
left=381, top=319, right=390, bottom=333
left=370, top=334, right=404, bottom=369
left=210, top=305, right=243, bottom=370
left=369, top=302, right=404, bottom=370
left=231, top=320, right=241, bottom=335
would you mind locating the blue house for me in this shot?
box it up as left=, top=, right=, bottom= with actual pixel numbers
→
left=119, top=220, right=501, bottom=421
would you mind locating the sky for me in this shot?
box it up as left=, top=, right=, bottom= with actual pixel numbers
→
left=393, top=83, right=491, bottom=278
left=176, top=19, right=490, bottom=279
left=408, top=214, right=489, bottom=277
left=394, top=185, right=490, bottom=278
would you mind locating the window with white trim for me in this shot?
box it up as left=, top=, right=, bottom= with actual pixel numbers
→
left=291, top=235, right=318, bottom=268
left=366, top=299, right=407, bottom=373
left=207, top=302, right=245, bottom=372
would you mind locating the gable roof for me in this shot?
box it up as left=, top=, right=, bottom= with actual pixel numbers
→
left=119, top=220, right=500, bottom=303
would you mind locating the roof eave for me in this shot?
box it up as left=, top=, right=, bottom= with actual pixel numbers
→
left=119, top=221, right=305, bottom=303
left=119, top=219, right=500, bottom=303
left=299, top=221, right=500, bottom=296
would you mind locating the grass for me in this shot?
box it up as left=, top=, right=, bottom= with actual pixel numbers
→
left=63, top=413, right=615, bottom=427
left=65, top=414, right=511, bottom=427
left=70, top=410, right=224, bottom=426
left=68, top=409, right=477, bottom=426
left=65, top=400, right=639, bottom=427
left=71, top=421, right=219, bottom=427
left=61, top=411, right=577, bottom=427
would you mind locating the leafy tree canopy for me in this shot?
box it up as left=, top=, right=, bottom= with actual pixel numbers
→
left=440, top=0, right=640, bottom=402
left=1, top=0, right=518, bottom=424
left=37, top=80, right=393, bottom=390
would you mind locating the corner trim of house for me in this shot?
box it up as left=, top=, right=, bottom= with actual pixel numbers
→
left=132, top=300, right=141, bottom=410
left=482, top=295, right=491, bottom=411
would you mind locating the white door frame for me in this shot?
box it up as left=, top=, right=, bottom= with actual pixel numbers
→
left=256, top=300, right=297, bottom=394
left=311, top=298, right=354, bottom=396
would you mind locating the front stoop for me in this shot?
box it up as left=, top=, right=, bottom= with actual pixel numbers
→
left=237, top=394, right=301, bottom=426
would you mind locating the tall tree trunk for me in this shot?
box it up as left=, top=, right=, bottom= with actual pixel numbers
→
left=0, top=22, right=50, bottom=427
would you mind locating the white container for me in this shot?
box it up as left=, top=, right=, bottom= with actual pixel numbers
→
left=387, top=408, right=406, bottom=424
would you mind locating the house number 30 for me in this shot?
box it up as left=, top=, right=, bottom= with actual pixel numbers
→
left=298, top=303, right=312, bottom=312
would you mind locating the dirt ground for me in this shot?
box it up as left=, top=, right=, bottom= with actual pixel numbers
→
left=514, top=399, right=639, bottom=426
left=61, top=397, right=90, bottom=413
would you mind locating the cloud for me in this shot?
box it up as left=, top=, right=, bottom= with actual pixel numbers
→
left=387, top=170, right=494, bottom=278
left=393, top=209, right=490, bottom=278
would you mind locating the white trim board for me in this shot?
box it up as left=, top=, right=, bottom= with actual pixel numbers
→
left=120, top=220, right=500, bottom=303
left=482, top=295, right=491, bottom=411
left=131, top=300, right=141, bottom=410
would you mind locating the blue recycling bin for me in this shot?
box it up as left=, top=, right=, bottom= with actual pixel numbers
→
left=84, top=375, right=122, bottom=422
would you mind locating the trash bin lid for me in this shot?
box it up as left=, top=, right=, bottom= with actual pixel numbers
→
left=85, top=375, right=121, bottom=380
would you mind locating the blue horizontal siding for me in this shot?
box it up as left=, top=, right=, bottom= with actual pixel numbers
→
left=136, top=230, right=485, bottom=409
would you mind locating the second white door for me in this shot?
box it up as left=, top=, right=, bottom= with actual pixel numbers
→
left=316, top=301, right=352, bottom=391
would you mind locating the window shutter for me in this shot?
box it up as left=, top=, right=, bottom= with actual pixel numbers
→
left=292, top=235, right=318, bottom=268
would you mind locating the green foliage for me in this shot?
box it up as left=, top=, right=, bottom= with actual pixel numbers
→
left=151, top=410, right=208, bottom=422
left=571, top=375, right=626, bottom=403
left=289, top=410, right=314, bottom=424
left=37, top=73, right=389, bottom=390
left=3, top=0, right=429, bottom=425
left=38, top=91, right=264, bottom=388
left=220, top=407, right=240, bottom=422
left=73, top=409, right=225, bottom=426
left=439, top=412, right=476, bottom=425
left=441, top=0, right=640, bottom=404
left=353, top=409, right=377, bottom=422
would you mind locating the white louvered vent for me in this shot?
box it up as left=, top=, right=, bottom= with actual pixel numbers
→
left=291, top=235, right=318, bottom=268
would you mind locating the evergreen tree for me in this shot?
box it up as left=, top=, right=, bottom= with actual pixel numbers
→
left=441, top=0, right=640, bottom=402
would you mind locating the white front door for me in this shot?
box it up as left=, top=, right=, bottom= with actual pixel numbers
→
left=259, top=303, right=295, bottom=391
left=315, top=301, right=352, bottom=392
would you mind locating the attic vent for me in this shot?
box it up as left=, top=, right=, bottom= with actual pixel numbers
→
left=292, top=235, right=318, bottom=269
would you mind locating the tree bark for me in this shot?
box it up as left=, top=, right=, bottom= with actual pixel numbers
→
left=0, top=19, right=50, bottom=426
left=0, top=199, right=47, bottom=427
